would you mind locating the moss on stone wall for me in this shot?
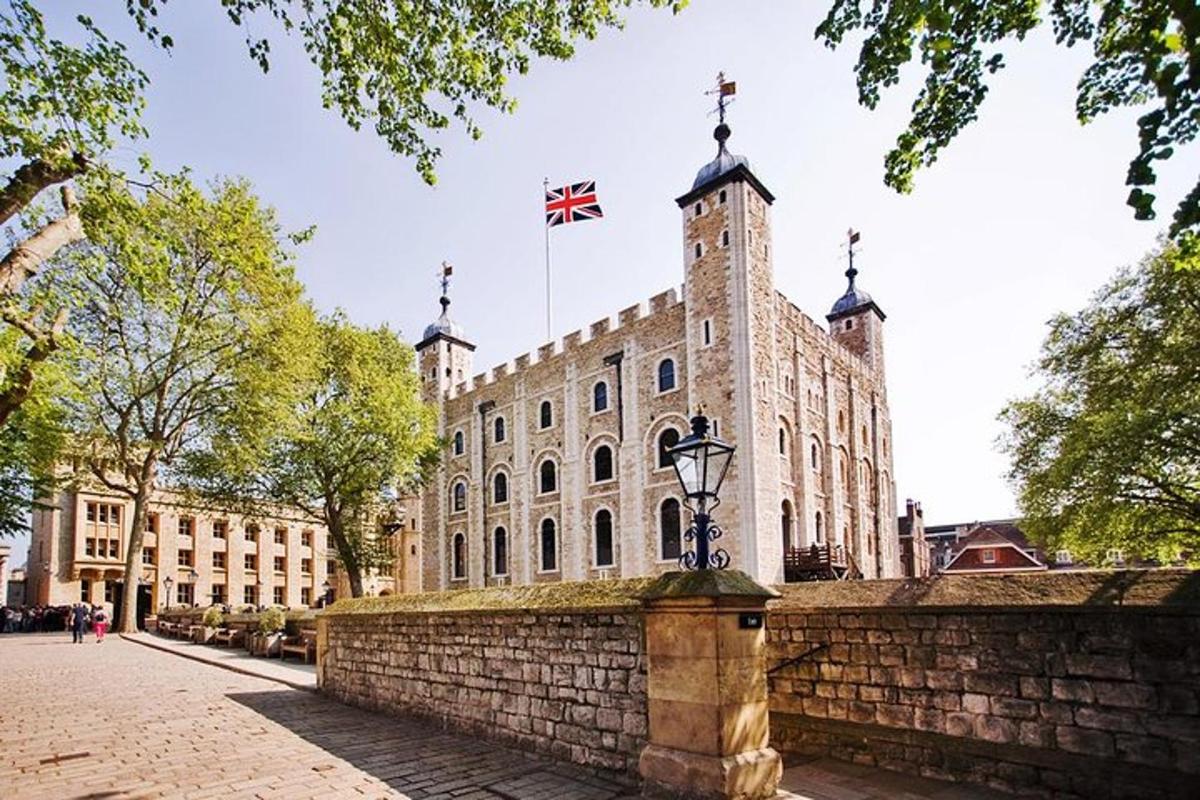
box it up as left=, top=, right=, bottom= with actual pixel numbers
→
left=325, top=576, right=659, bottom=616
left=770, top=569, right=1200, bottom=610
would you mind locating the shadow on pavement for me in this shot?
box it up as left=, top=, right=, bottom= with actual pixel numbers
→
left=227, top=690, right=637, bottom=800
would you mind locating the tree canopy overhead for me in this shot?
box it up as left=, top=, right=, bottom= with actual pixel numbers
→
left=817, top=1, right=1200, bottom=238
left=1000, top=237, right=1200, bottom=564
left=124, top=0, right=685, bottom=184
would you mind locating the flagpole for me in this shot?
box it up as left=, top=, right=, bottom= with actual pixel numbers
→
left=543, top=177, right=552, bottom=341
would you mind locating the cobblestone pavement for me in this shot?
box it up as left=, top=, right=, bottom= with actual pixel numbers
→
left=0, top=634, right=635, bottom=800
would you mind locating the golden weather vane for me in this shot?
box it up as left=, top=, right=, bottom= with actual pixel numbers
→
left=705, top=71, right=737, bottom=124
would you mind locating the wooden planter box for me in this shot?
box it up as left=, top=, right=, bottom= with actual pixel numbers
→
left=191, top=625, right=217, bottom=644
left=250, top=632, right=284, bottom=657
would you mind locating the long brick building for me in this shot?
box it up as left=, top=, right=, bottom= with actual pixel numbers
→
left=414, top=119, right=902, bottom=590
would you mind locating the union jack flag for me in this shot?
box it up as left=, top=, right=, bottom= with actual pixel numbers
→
left=545, top=180, right=604, bottom=227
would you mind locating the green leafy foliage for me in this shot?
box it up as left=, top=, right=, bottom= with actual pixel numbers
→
left=817, top=1, right=1200, bottom=237
left=202, top=606, right=224, bottom=627
left=124, top=0, right=685, bottom=184
left=258, top=605, right=286, bottom=632
left=189, top=313, right=438, bottom=598
left=1000, top=238, right=1200, bottom=563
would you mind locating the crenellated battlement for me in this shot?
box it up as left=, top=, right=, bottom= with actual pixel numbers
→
left=438, top=284, right=685, bottom=402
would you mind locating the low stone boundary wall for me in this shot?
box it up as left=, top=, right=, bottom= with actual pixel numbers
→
left=765, top=570, right=1200, bottom=800
left=317, top=580, right=651, bottom=776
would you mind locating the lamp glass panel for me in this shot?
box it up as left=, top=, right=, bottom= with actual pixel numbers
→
left=704, top=446, right=734, bottom=496
left=671, top=447, right=701, bottom=496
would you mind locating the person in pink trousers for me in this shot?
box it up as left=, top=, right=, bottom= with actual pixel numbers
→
left=91, top=605, right=108, bottom=643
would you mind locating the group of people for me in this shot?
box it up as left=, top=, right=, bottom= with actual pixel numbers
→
left=1, top=603, right=109, bottom=641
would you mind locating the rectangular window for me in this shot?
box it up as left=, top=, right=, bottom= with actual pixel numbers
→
left=177, top=583, right=194, bottom=606
left=301, top=587, right=312, bottom=607
left=104, top=582, right=114, bottom=603
left=80, top=578, right=91, bottom=603
left=244, top=554, right=258, bottom=571
left=212, top=552, right=226, bottom=569
left=301, top=530, right=312, bottom=548
left=702, top=319, right=712, bottom=347
left=108, top=539, right=120, bottom=559
left=273, top=586, right=285, bottom=606
left=178, top=549, right=193, bottom=567
left=85, top=539, right=95, bottom=557
left=301, top=558, right=312, bottom=574
left=145, top=512, right=160, bottom=534
left=142, top=547, right=156, bottom=565
left=178, top=517, right=193, bottom=537
left=243, top=585, right=257, bottom=606
left=274, top=528, right=287, bottom=545
left=245, top=525, right=258, bottom=543
left=981, top=549, right=996, bottom=564
left=326, top=559, right=337, bottom=575
left=211, top=584, right=226, bottom=605
left=274, top=556, right=286, bottom=573
left=212, top=520, right=227, bottom=539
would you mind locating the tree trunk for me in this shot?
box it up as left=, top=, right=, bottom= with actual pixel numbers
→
left=326, top=508, right=366, bottom=598
left=0, top=185, right=84, bottom=298
left=0, top=155, right=86, bottom=227
left=116, top=461, right=156, bottom=633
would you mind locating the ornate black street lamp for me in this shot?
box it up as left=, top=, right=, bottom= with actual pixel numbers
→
left=163, top=576, right=174, bottom=611
left=667, top=411, right=735, bottom=570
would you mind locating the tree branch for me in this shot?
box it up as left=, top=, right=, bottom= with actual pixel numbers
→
left=0, top=154, right=87, bottom=227
left=0, top=184, right=85, bottom=297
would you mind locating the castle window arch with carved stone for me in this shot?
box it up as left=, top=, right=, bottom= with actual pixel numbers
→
left=493, top=527, right=508, bottom=576
left=657, top=358, right=677, bottom=393
left=492, top=470, right=509, bottom=504
left=659, top=497, right=683, bottom=562
left=656, top=427, right=681, bottom=470
left=451, top=533, right=466, bottom=580
left=539, top=399, right=553, bottom=429
left=494, top=416, right=506, bottom=443
left=453, top=430, right=464, bottom=456
left=592, top=444, right=614, bottom=483
left=593, top=507, right=615, bottom=568
left=593, top=381, right=609, bottom=413
left=538, top=458, right=558, bottom=494
left=451, top=480, right=467, bottom=513
left=539, top=518, right=558, bottom=572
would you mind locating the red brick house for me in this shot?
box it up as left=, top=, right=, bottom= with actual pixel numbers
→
left=940, top=523, right=1048, bottom=574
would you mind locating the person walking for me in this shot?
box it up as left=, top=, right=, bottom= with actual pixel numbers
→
left=92, top=605, right=108, bottom=643
left=71, top=603, right=88, bottom=644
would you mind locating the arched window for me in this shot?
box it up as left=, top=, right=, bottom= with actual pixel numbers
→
left=778, top=427, right=787, bottom=455
left=815, top=511, right=824, bottom=543
left=595, top=509, right=614, bottom=568
left=593, top=381, right=608, bottom=412
left=493, top=527, right=508, bottom=576
left=452, top=533, right=466, bottom=579
left=660, top=498, right=682, bottom=561
left=811, top=442, right=820, bottom=471
left=657, top=428, right=680, bottom=469
left=453, top=430, right=464, bottom=455
left=781, top=500, right=794, bottom=551
left=539, top=459, right=557, bottom=494
left=494, top=416, right=506, bottom=443
left=593, top=445, right=614, bottom=482
left=539, top=400, right=553, bottom=429
left=540, top=519, right=557, bottom=572
left=452, top=481, right=466, bottom=512
left=657, top=359, right=676, bottom=392
left=493, top=472, right=508, bottom=504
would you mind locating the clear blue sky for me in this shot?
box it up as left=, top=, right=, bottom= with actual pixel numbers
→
left=10, top=2, right=1197, bottom=566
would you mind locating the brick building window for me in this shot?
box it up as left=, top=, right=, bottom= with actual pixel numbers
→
left=273, top=586, right=285, bottom=606
left=178, top=517, right=193, bottom=537
left=245, top=525, right=259, bottom=543
left=301, top=530, right=312, bottom=548
left=539, top=400, right=553, bottom=429
left=177, top=549, right=193, bottom=567
left=540, top=519, right=558, bottom=572
left=657, top=428, right=680, bottom=469
left=211, top=584, right=226, bottom=604
left=142, top=547, right=156, bottom=565
left=326, top=559, right=337, bottom=575
left=721, top=230, right=729, bottom=247
left=212, top=520, right=227, bottom=539
left=301, top=587, right=312, bottom=606
left=494, top=416, right=506, bottom=443
left=657, top=359, right=676, bottom=392
left=493, top=527, right=508, bottom=576
left=660, top=498, right=682, bottom=561
left=84, top=501, right=123, bottom=562
left=104, top=581, right=115, bottom=603
left=452, top=481, right=466, bottom=512
left=593, top=445, right=614, bottom=483
left=301, top=558, right=312, bottom=574
left=981, top=549, right=996, bottom=564
left=453, top=430, right=464, bottom=455
left=594, top=509, right=614, bottom=568
left=593, top=381, right=608, bottom=412
left=178, top=583, right=194, bottom=606
left=539, top=459, right=557, bottom=494
left=274, top=528, right=286, bottom=545
left=245, top=554, right=258, bottom=571
left=274, top=556, right=286, bottom=573
left=144, top=512, right=160, bottom=534
left=244, top=585, right=258, bottom=605
left=493, top=472, right=508, bottom=504
left=80, top=578, right=91, bottom=603
left=212, top=552, right=226, bottom=569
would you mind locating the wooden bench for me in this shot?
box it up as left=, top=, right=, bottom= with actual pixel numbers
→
left=279, top=630, right=317, bottom=664
left=212, top=625, right=246, bottom=648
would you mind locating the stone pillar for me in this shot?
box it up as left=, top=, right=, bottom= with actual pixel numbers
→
left=638, top=571, right=781, bottom=800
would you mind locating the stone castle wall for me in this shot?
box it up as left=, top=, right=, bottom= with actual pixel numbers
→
left=318, top=592, right=648, bottom=777
left=765, top=571, right=1200, bottom=799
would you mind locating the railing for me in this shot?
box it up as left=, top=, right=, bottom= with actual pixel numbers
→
left=783, top=543, right=849, bottom=582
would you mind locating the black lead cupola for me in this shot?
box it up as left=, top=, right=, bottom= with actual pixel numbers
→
left=676, top=74, right=774, bottom=208
left=827, top=229, right=885, bottom=323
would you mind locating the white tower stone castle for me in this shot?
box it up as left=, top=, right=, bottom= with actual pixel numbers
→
left=413, top=117, right=900, bottom=591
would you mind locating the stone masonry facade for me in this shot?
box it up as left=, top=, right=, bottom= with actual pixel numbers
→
left=319, top=606, right=648, bottom=776
left=413, top=123, right=900, bottom=593
left=765, top=575, right=1200, bottom=800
